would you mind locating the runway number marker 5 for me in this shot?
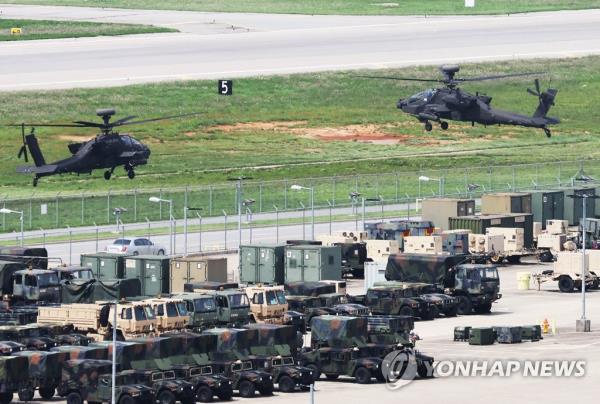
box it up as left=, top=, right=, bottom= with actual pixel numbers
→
left=218, top=80, right=233, bottom=95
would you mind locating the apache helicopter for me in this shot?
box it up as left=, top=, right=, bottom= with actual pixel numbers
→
left=13, top=108, right=198, bottom=186
left=361, top=65, right=559, bottom=137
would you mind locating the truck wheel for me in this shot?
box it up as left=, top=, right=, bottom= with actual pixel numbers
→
left=66, top=391, right=83, bottom=404
left=399, top=306, right=414, bottom=317
left=445, top=305, right=458, bottom=317
left=489, top=255, right=503, bottom=264
left=474, top=303, right=492, bottom=314
left=325, top=374, right=339, bottom=380
left=456, top=296, right=473, bottom=315
left=196, top=386, right=213, bottom=403
left=217, top=387, right=233, bottom=401
left=258, top=383, right=273, bottom=396
left=354, top=367, right=372, bottom=384
left=278, top=375, right=296, bottom=393
left=558, top=276, right=575, bottom=293
left=238, top=380, right=255, bottom=398
left=538, top=250, right=554, bottom=263
left=118, top=394, right=135, bottom=404
left=306, top=363, right=321, bottom=380
left=39, top=386, right=56, bottom=400
left=157, top=390, right=176, bottom=404
left=426, top=305, right=439, bottom=320
left=507, top=256, right=521, bottom=264
left=18, top=387, right=34, bottom=402
left=0, top=393, right=12, bottom=404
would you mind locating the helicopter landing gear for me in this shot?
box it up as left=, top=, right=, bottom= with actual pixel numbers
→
left=104, top=167, right=115, bottom=180
left=440, top=121, right=449, bottom=130
left=125, top=163, right=136, bottom=180
left=33, top=177, right=38, bottom=187
left=543, top=128, right=552, bottom=138
left=424, top=121, right=433, bottom=132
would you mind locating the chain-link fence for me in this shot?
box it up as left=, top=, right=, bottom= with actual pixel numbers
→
left=0, top=159, right=594, bottom=233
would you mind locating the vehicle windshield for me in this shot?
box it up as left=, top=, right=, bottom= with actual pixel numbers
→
left=480, top=267, right=499, bottom=280
left=22, top=327, right=40, bottom=337
left=194, top=297, right=216, bottom=313
left=166, top=302, right=179, bottom=317
left=282, top=357, right=294, bottom=365
left=143, top=305, right=157, bottom=320
left=275, top=290, right=287, bottom=304
left=113, top=239, right=131, bottom=245
left=71, top=269, right=94, bottom=279
left=134, top=306, right=147, bottom=321
left=229, top=293, right=250, bottom=309
left=401, top=288, right=416, bottom=298
left=176, top=302, right=188, bottom=316
left=265, top=291, right=280, bottom=306
left=38, top=273, right=59, bottom=287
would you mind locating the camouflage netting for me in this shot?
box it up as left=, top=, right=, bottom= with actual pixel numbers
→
left=51, top=345, right=109, bottom=360
left=0, top=355, right=29, bottom=383
left=60, top=278, right=142, bottom=303
left=161, top=332, right=217, bottom=356
left=385, top=254, right=467, bottom=283
left=285, top=281, right=336, bottom=297
left=89, top=341, right=145, bottom=369
left=202, top=328, right=251, bottom=360
left=311, top=315, right=367, bottom=345
left=14, top=350, right=67, bottom=379
left=366, top=315, right=414, bottom=334
left=61, top=359, right=112, bottom=389
left=0, top=246, right=48, bottom=269
left=244, top=323, right=300, bottom=355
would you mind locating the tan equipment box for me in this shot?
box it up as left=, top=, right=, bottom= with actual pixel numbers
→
left=366, top=240, right=401, bottom=262
left=421, top=198, right=476, bottom=230
left=403, top=236, right=444, bottom=254
left=481, top=192, right=532, bottom=214
left=486, top=227, right=525, bottom=252
left=337, top=230, right=368, bottom=242
left=537, top=234, right=566, bottom=252
left=554, top=251, right=588, bottom=276
left=170, top=257, right=228, bottom=293
left=316, top=235, right=356, bottom=246
left=546, top=220, right=568, bottom=235
left=468, top=234, right=505, bottom=255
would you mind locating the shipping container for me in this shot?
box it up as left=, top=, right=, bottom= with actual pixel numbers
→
left=563, top=187, right=596, bottom=225
left=528, top=190, right=565, bottom=229
left=123, top=255, right=170, bottom=296
left=421, top=198, right=476, bottom=230
left=80, top=252, right=130, bottom=280
left=364, top=220, right=435, bottom=248
left=481, top=192, right=532, bottom=215
left=170, top=256, right=228, bottom=293
left=449, top=213, right=534, bottom=249
left=284, top=245, right=341, bottom=282
left=239, top=245, right=285, bottom=285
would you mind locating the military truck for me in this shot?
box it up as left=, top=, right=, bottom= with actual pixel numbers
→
left=202, top=328, right=274, bottom=397
left=124, top=368, right=196, bottom=404
left=244, top=323, right=314, bottom=392
left=0, top=355, right=28, bottom=404
left=300, top=316, right=384, bottom=384
left=0, top=325, right=58, bottom=351
left=37, top=301, right=159, bottom=341
left=50, top=265, right=94, bottom=281
left=187, top=283, right=251, bottom=327
left=0, top=341, right=25, bottom=356
left=363, top=315, right=414, bottom=347
left=244, top=285, right=288, bottom=324
left=35, top=324, right=93, bottom=346
left=169, top=362, right=234, bottom=402
left=174, top=293, right=219, bottom=331
left=57, top=359, right=154, bottom=404
left=147, top=297, right=190, bottom=332
left=13, top=350, right=66, bottom=401
left=372, top=281, right=458, bottom=318
left=385, top=254, right=502, bottom=314
left=12, top=269, right=60, bottom=303
left=356, top=284, right=433, bottom=320
left=0, top=246, right=49, bottom=269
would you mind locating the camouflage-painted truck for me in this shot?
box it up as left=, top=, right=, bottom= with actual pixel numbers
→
left=57, top=359, right=154, bottom=404
left=202, top=328, right=274, bottom=397
left=124, top=368, right=196, bottom=404
left=385, top=254, right=502, bottom=314
left=13, top=350, right=67, bottom=401
left=372, top=281, right=458, bottom=318
left=244, top=323, right=315, bottom=392
left=300, top=316, right=384, bottom=384
left=355, top=284, right=433, bottom=320
left=0, top=355, right=28, bottom=404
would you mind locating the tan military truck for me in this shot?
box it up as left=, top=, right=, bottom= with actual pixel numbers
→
left=147, top=297, right=190, bottom=332
left=243, top=285, right=288, bottom=324
left=37, top=301, right=158, bottom=341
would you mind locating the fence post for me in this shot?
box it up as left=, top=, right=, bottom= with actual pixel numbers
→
left=512, top=166, right=516, bottom=192
left=259, top=182, right=263, bottom=213
left=558, top=162, right=562, bottom=187
left=29, top=196, right=33, bottom=230
left=134, top=188, right=138, bottom=222
left=284, top=179, right=288, bottom=210
left=94, top=222, right=98, bottom=252
left=332, top=176, right=336, bottom=207
left=107, top=190, right=111, bottom=224
left=159, top=189, right=163, bottom=220
left=55, top=193, right=60, bottom=228
left=209, top=186, right=213, bottom=216
left=395, top=173, right=399, bottom=202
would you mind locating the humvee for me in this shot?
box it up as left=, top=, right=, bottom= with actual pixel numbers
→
left=0, top=325, right=58, bottom=351
left=372, top=281, right=458, bottom=318
left=57, top=359, right=154, bottom=404
left=35, top=324, right=93, bottom=346
left=13, top=349, right=66, bottom=401
left=170, top=363, right=234, bottom=402
left=125, top=368, right=196, bottom=404
left=358, top=285, right=432, bottom=319
left=0, top=341, right=25, bottom=356
left=300, top=316, right=384, bottom=384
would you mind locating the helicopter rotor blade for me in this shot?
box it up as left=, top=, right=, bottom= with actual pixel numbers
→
left=110, top=115, right=137, bottom=126
left=72, top=121, right=106, bottom=128
left=6, top=123, right=89, bottom=128
left=18, top=124, right=29, bottom=162
left=354, top=75, right=442, bottom=83
left=456, top=72, right=545, bottom=82
left=526, top=88, right=540, bottom=97
left=534, top=78, right=541, bottom=94
left=110, top=112, right=203, bottom=127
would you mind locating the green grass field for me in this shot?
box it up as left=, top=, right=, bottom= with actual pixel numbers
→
left=0, top=18, right=175, bottom=41
left=4, top=0, right=600, bottom=15
left=0, top=56, right=599, bottom=231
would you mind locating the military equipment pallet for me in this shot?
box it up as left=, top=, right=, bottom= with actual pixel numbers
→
left=493, top=326, right=522, bottom=344
left=453, top=326, right=471, bottom=341
left=521, top=325, right=543, bottom=341
left=469, top=327, right=495, bottom=345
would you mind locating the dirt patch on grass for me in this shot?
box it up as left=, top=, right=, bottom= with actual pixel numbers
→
left=207, top=121, right=308, bottom=132
left=292, top=124, right=410, bottom=145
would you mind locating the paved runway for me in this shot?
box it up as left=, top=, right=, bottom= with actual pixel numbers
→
left=1, top=5, right=600, bottom=89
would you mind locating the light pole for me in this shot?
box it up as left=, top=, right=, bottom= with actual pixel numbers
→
left=349, top=192, right=361, bottom=231
left=241, top=199, right=256, bottom=245
left=149, top=197, right=173, bottom=254
left=569, top=193, right=599, bottom=333
left=111, top=301, right=117, bottom=404
left=245, top=206, right=253, bottom=243
left=291, top=185, right=315, bottom=240
left=419, top=175, right=444, bottom=197
left=326, top=200, right=333, bottom=235
left=227, top=176, right=252, bottom=251
left=0, top=208, right=24, bottom=247
left=196, top=212, right=203, bottom=252
left=184, top=207, right=202, bottom=255
left=299, top=202, right=306, bottom=240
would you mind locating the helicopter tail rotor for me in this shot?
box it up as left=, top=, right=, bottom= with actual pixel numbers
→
left=528, top=79, right=558, bottom=119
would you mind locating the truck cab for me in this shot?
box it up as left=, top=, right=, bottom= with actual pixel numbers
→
left=148, top=298, right=190, bottom=332
left=244, top=285, right=288, bottom=324
left=174, top=293, right=218, bottom=330
left=452, top=264, right=502, bottom=314
left=12, top=269, right=60, bottom=303
left=51, top=266, right=94, bottom=282
left=373, top=281, right=458, bottom=318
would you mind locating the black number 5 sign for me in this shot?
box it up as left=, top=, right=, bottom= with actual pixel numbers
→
left=218, top=80, right=233, bottom=95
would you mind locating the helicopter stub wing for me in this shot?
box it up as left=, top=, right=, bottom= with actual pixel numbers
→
left=16, top=164, right=58, bottom=174
left=119, top=151, right=137, bottom=158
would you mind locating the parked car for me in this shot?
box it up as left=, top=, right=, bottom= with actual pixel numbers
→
left=105, top=238, right=166, bottom=255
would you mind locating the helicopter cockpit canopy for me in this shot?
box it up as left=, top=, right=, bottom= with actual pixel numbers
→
left=408, top=89, right=436, bottom=104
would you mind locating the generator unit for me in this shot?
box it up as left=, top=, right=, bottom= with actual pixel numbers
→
left=403, top=236, right=444, bottom=254
left=468, top=234, right=505, bottom=255
left=486, top=227, right=525, bottom=253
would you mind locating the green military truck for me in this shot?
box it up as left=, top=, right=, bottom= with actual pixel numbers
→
left=244, top=323, right=314, bottom=392
left=356, top=284, right=434, bottom=320
left=13, top=350, right=67, bottom=401
left=372, top=281, right=458, bottom=318
left=202, top=328, right=274, bottom=397
left=186, top=282, right=251, bottom=327
left=385, top=254, right=502, bottom=314
left=57, top=359, right=154, bottom=404
left=300, top=316, right=384, bottom=384
left=173, top=292, right=219, bottom=331
left=0, top=325, right=58, bottom=351
left=0, top=355, right=28, bottom=404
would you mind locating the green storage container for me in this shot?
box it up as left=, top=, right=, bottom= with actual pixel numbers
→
left=493, top=326, right=522, bottom=343
left=563, top=187, right=596, bottom=225
left=449, top=213, right=534, bottom=249
left=80, top=252, right=129, bottom=280
left=529, top=190, right=565, bottom=229
left=124, top=255, right=170, bottom=296
left=284, top=245, right=341, bottom=282
left=239, top=244, right=285, bottom=284
left=469, top=327, right=495, bottom=345
left=521, top=325, right=542, bottom=341
left=453, top=326, right=471, bottom=341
